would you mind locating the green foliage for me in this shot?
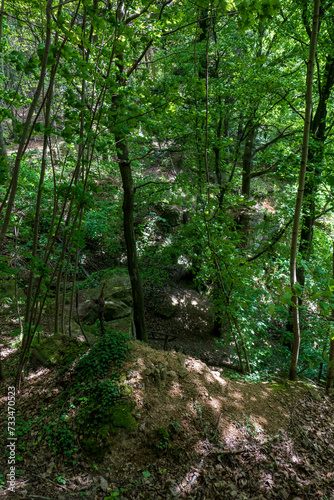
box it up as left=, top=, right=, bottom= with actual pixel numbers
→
left=77, top=267, right=128, bottom=290
left=74, top=330, right=129, bottom=382
left=24, top=331, right=133, bottom=460
left=45, top=417, right=77, bottom=457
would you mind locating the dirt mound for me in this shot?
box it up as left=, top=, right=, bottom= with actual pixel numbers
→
left=1, top=341, right=334, bottom=499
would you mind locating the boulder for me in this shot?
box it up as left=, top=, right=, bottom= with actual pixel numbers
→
left=75, top=276, right=133, bottom=326
left=30, top=334, right=87, bottom=370
left=154, top=301, right=177, bottom=319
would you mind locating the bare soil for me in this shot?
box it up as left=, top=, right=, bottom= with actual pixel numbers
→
left=1, top=316, right=334, bottom=500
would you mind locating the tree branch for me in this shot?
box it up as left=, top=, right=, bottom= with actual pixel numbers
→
left=246, top=218, right=293, bottom=263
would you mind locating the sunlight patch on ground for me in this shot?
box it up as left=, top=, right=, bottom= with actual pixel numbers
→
left=174, top=458, right=204, bottom=496
left=220, top=422, right=245, bottom=447
left=171, top=295, right=178, bottom=305
left=229, top=390, right=244, bottom=400
left=26, top=368, right=51, bottom=381
left=168, top=381, right=183, bottom=398
left=187, top=359, right=205, bottom=372
left=1, top=344, right=20, bottom=359
left=207, top=396, right=221, bottom=411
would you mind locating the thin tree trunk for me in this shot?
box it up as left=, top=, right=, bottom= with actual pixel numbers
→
left=112, top=1, right=147, bottom=342
left=0, top=122, right=8, bottom=184
left=0, top=0, right=8, bottom=184
left=0, top=0, right=53, bottom=247
left=297, top=55, right=334, bottom=286
left=289, top=0, right=320, bottom=381
left=326, top=242, right=334, bottom=391
left=114, top=131, right=147, bottom=342
left=241, top=126, right=257, bottom=198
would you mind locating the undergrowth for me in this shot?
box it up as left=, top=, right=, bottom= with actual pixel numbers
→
left=9, top=330, right=132, bottom=462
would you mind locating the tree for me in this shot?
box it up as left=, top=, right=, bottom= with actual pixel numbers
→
left=289, top=0, right=320, bottom=381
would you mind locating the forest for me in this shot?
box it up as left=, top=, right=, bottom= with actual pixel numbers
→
left=0, top=0, right=334, bottom=498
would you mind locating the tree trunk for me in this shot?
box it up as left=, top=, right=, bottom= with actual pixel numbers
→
left=326, top=242, right=334, bottom=391
left=297, top=55, right=334, bottom=285
left=115, top=131, right=148, bottom=342
left=0, top=0, right=8, bottom=184
left=289, top=0, right=320, bottom=381
left=0, top=122, right=8, bottom=184
left=241, top=126, right=257, bottom=198
left=0, top=0, right=53, bottom=247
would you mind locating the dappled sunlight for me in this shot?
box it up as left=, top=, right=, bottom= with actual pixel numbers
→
left=171, top=295, right=178, bottom=306
left=26, top=367, right=51, bottom=382
left=207, top=396, right=221, bottom=411
left=168, top=380, right=183, bottom=398
left=186, top=358, right=204, bottom=373
left=220, top=422, right=245, bottom=447
left=1, top=338, right=21, bottom=360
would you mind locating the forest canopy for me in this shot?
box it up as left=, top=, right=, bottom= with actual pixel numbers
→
left=0, top=0, right=334, bottom=389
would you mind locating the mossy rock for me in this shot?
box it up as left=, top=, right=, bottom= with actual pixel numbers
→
left=107, top=403, right=138, bottom=431
left=154, top=302, right=177, bottom=319
left=30, top=334, right=87, bottom=369
left=80, top=403, right=137, bottom=460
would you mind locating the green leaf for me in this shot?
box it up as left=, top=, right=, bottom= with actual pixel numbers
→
left=281, top=292, right=292, bottom=305
left=268, top=303, right=275, bottom=316
left=142, top=470, right=151, bottom=478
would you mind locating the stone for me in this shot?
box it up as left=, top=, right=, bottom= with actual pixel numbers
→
left=99, top=476, right=108, bottom=492
left=154, top=301, right=177, bottom=319
left=75, top=276, right=133, bottom=326
left=178, top=367, right=188, bottom=378
left=29, top=334, right=87, bottom=369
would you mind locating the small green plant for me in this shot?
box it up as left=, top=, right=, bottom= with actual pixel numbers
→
left=45, top=416, right=77, bottom=457
left=169, top=421, right=181, bottom=433
left=75, top=331, right=129, bottom=382
left=142, top=469, right=151, bottom=478
left=56, top=475, right=66, bottom=485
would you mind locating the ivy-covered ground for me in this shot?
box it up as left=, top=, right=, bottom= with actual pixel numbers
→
left=1, top=327, right=334, bottom=499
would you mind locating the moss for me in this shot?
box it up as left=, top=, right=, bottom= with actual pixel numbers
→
left=80, top=403, right=137, bottom=459
left=108, top=403, right=138, bottom=432
left=31, top=334, right=87, bottom=368
left=153, top=426, right=170, bottom=456
left=269, top=382, right=287, bottom=392
left=156, top=426, right=169, bottom=441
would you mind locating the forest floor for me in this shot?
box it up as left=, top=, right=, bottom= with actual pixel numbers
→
left=1, top=279, right=334, bottom=500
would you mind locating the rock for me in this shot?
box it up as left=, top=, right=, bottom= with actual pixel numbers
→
left=308, top=387, right=322, bottom=401
left=178, top=367, right=188, bottom=378
left=99, top=476, right=108, bottom=492
left=105, top=316, right=135, bottom=337
left=154, top=301, right=177, bottom=319
left=30, top=334, right=87, bottom=369
left=75, top=276, right=133, bottom=325
left=167, top=370, right=177, bottom=380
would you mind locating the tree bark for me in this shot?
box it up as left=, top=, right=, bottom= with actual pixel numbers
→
left=0, top=0, right=53, bottom=246
left=241, top=126, right=257, bottom=198
left=326, top=242, right=334, bottom=391
left=115, top=130, right=147, bottom=342
left=0, top=122, right=8, bottom=184
left=111, top=0, right=148, bottom=343
left=289, top=0, right=320, bottom=381
left=297, top=55, right=334, bottom=285
left=0, top=0, right=8, bottom=184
